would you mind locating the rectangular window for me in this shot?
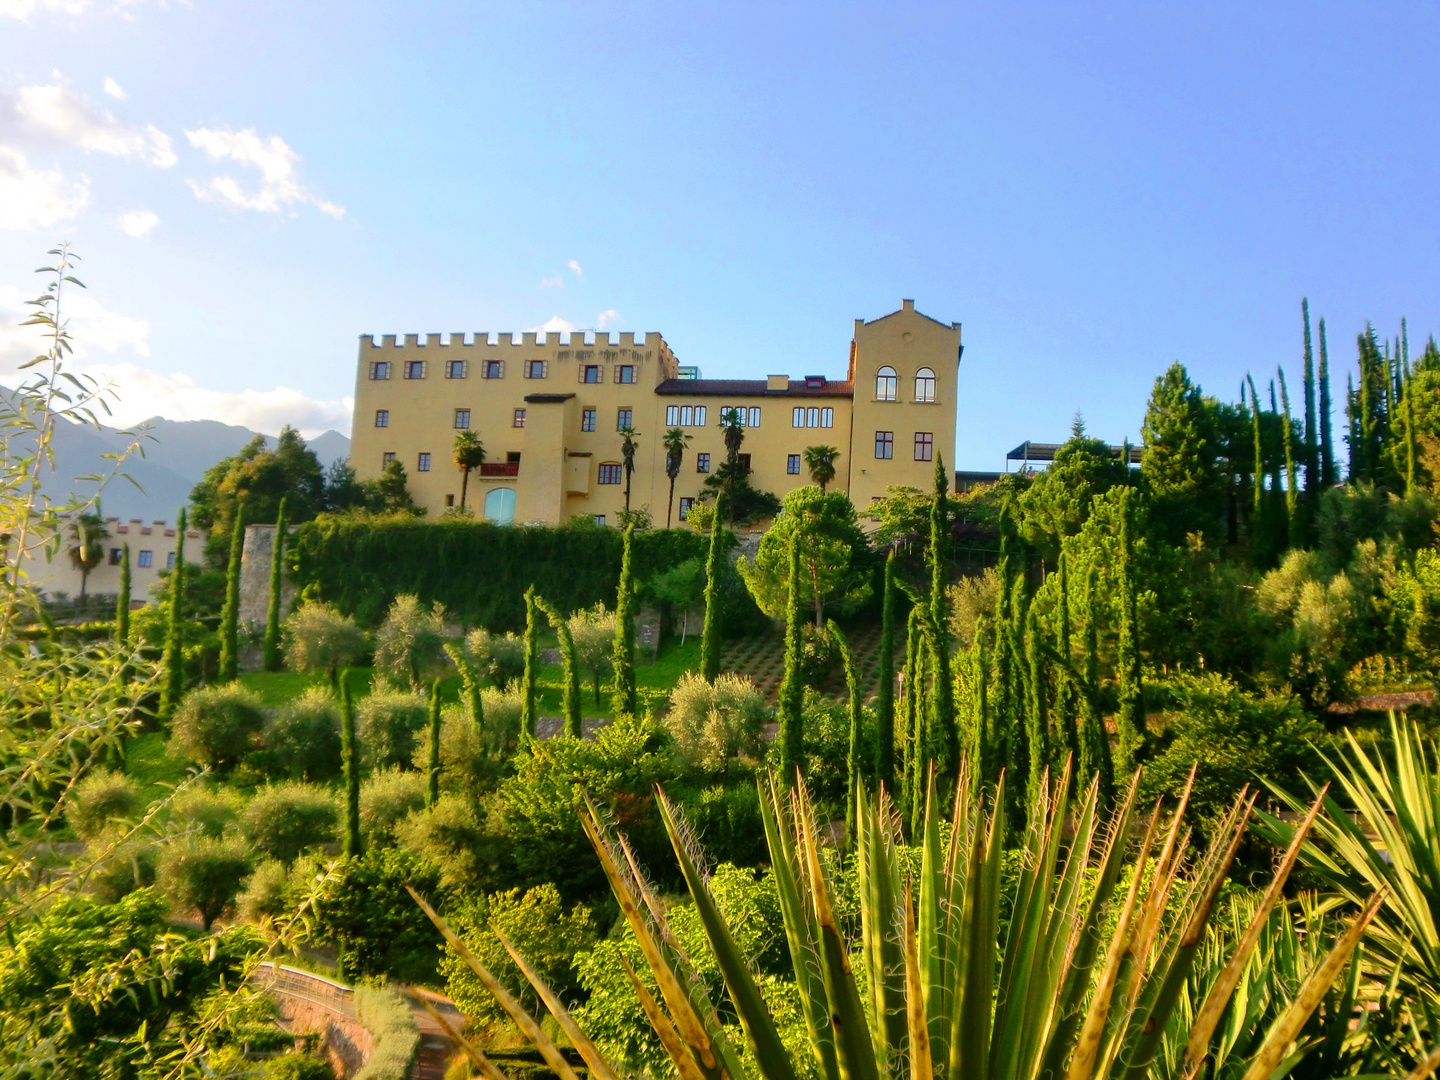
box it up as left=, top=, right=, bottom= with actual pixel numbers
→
left=454, top=409, right=470, bottom=429
left=792, top=407, right=805, bottom=428
left=417, top=452, right=431, bottom=472
left=598, top=463, right=623, bottom=484
left=582, top=408, right=596, bottom=432
left=446, top=359, right=466, bottom=379
left=748, top=407, right=761, bottom=427
left=787, top=454, right=800, bottom=475
left=404, top=360, right=425, bottom=380
left=914, top=432, right=934, bottom=462
left=617, top=408, right=632, bottom=430
left=695, top=406, right=707, bottom=426
left=875, top=431, right=893, bottom=459
left=680, top=406, right=693, bottom=426
left=445, top=494, right=455, bottom=507
left=383, top=451, right=397, bottom=465
left=513, top=409, right=526, bottom=428
left=678, top=497, right=694, bottom=520
left=166, top=551, right=176, bottom=569
left=666, top=405, right=679, bottom=426
left=617, top=365, right=635, bottom=383
left=738, top=453, right=751, bottom=473
left=806, top=407, right=819, bottom=428
left=137, top=549, right=153, bottom=568
left=820, top=407, right=834, bottom=428
left=108, top=548, right=122, bottom=566
left=485, top=360, right=503, bottom=379
left=370, top=360, right=391, bottom=380
left=696, top=453, right=710, bottom=473
left=374, top=409, right=389, bottom=428
left=582, top=364, right=602, bottom=383
left=593, top=515, right=607, bottom=526
left=526, top=359, right=546, bottom=379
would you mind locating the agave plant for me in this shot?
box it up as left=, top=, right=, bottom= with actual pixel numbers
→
left=412, top=763, right=1378, bottom=1080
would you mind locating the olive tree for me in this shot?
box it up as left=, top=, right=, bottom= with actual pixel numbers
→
left=282, top=601, right=368, bottom=678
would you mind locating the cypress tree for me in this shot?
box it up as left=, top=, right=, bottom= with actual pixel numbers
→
left=522, top=585, right=539, bottom=740
left=426, top=678, right=442, bottom=808
left=1359, top=327, right=1379, bottom=482
left=115, top=542, right=131, bottom=646
left=900, top=606, right=921, bottom=827
left=1114, top=488, right=1145, bottom=774
left=263, top=498, right=287, bottom=672
left=340, top=675, right=362, bottom=857
left=777, top=532, right=805, bottom=783
left=1053, top=549, right=1078, bottom=789
left=874, top=551, right=897, bottom=796
left=830, top=620, right=862, bottom=849
left=611, top=525, right=638, bottom=717
left=1403, top=321, right=1418, bottom=496
left=909, top=624, right=930, bottom=839
left=159, top=508, right=188, bottom=717
left=444, top=642, right=485, bottom=733
left=541, top=597, right=583, bottom=737
left=1346, top=373, right=1361, bottom=482
left=1301, top=300, right=1319, bottom=499
left=699, top=492, right=726, bottom=683
left=218, top=498, right=245, bottom=682
left=926, top=456, right=957, bottom=779
left=1319, top=317, right=1336, bottom=487
left=1246, top=375, right=1264, bottom=519
left=971, top=622, right=988, bottom=794
left=992, top=501, right=1016, bottom=788
left=1023, top=606, right=1050, bottom=814
left=1078, top=566, right=1113, bottom=803
left=1278, top=368, right=1301, bottom=550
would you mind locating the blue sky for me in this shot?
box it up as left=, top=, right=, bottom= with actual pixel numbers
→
left=1, top=1, right=1436, bottom=470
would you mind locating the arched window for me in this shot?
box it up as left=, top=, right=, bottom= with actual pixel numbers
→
left=484, top=487, right=516, bottom=524
left=875, top=365, right=897, bottom=401
left=914, top=367, right=936, bottom=402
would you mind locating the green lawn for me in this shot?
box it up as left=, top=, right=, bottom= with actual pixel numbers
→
left=125, top=731, right=191, bottom=800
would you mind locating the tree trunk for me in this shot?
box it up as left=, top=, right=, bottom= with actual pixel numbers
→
left=667, top=475, right=676, bottom=528
left=460, top=467, right=470, bottom=509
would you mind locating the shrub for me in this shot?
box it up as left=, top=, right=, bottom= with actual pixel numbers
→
left=85, top=828, right=156, bottom=903
left=237, top=859, right=291, bottom=923
left=411, top=705, right=496, bottom=798
left=69, top=770, right=141, bottom=840
left=360, top=767, right=427, bottom=849
left=465, top=628, right=526, bottom=690
left=664, top=672, right=767, bottom=773
left=157, top=835, right=253, bottom=930
left=441, top=884, right=598, bottom=1023
left=479, top=686, right=524, bottom=755
left=282, top=600, right=368, bottom=676
left=394, top=793, right=499, bottom=893
left=240, top=782, right=338, bottom=864
left=354, top=985, right=420, bottom=1080
left=264, top=687, right=343, bottom=782
left=357, top=689, right=428, bottom=770
left=314, top=846, right=444, bottom=984
left=170, top=685, right=267, bottom=771
left=678, top=782, right=767, bottom=869
left=799, top=622, right=842, bottom=686
left=568, top=603, right=617, bottom=704
left=373, top=594, right=448, bottom=689
left=169, top=786, right=244, bottom=838
left=264, top=1055, right=336, bottom=1080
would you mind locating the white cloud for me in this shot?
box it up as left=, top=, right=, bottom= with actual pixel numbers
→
left=0, top=146, right=89, bottom=229
left=568, top=259, right=583, bottom=278
left=1, top=0, right=89, bottom=19
left=103, top=77, right=126, bottom=100
left=529, top=315, right=578, bottom=336
left=0, top=284, right=149, bottom=366
left=114, top=208, right=157, bottom=237
left=185, top=126, right=344, bottom=219
left=4, top=81, right=175, bottom=166
left=596, top=309, right=621, bottom=330
left=539, top=276, right=563, bottom=289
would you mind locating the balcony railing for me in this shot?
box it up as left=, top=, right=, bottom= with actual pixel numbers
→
left=479, top=462, right=519, bottom=477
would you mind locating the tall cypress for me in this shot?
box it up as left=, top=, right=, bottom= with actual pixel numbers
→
left=1053, top=549, right=1078, bottom=789
left=1114, top=488, right=1145, bottom=774
left=444, top=641, right=485, bottom=734
left=426, top=678, right=442, bottom=808
left=909, top=623, right=930, bottom=839
left=900, top=607, right=921, bottom=828
left=1318, top=317, right=1336, bottom=487
left=1403, top=321, right=1418, bottom=496
left=830, top=620, right=862, bottom=849
left=1346, top=373, right=1361, bottom=482
left=522, top=585, right=539, bottom=740
left=777, top=533, right=805, bottom=783
left=1023, top=606, right=1050, bottom=814
left=611, top=525, right=638, bottom=716
left=218, top=499, right=245, bottom=682
left=542, top=597, right=583, bottom=737
left=1301, top=300, right=1319, bottom=499
left=115, top=542, right=131, bottom=647
left=1278, top=368, right=1301, bottom=550
left=926, top=456, right=956, bottom=779
left=1078, top=566, right=1113, bottom=803
left=992, top=501, right=1016, bottom=789
left=699, top=492, right=726, bottom=683
left=263, top=497, right=287, bottom=672
left=874, top=552, right=897, bottom=795
left=340, top=675, right=362, bottom=857
left=1358, top=327, right=1379, bottom=482
left=971, top=623, right=988, bottom=794
left=1246, top=375, right=1264, bottom=519
left=159, top=508, right=188, bottom=717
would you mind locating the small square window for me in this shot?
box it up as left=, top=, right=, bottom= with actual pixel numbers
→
left=594, top=515, right=607, bottom=526
left=370, top=361, right=391, bottom=380
left=485, top=360, right=503, bottom=379
left=875, top=431, right=893, bottom=459
left=696, top=453, right=710, bottom=473
left=598, top=463, right=623, bottom=484
left=513, top=409, right=526, bottom=428
left=617, top=408, right=633, bottom=430
left=666, top=405, right=679, bottom=426
left=454, top=409, right=470, bottom=429
left=383, top=452, right=397, bottom=466
left=108, top=548, right=122, bottom=566
left=137, top=549, right=153, bottom=568
left=582, top=365, right=602, bottom=383
left=678, top=497, right=694, bottom=520
left=914, top=432, right=934, bottom=462
left=404, top=360, right=425, bottom=379
left=166, top=551, right=176, bottom=569
left=582, top=408, right=596, bottom=432
left=787, top=454, right=800, bottom=475
left=417, top=452, right=431, bottom=472
left=618, top=365, right=635, bottom=384
left=446, top=359, right=466, bottom=379
left=526, top=360, right=546, bottom=379
left=445, top=494, right=455, bottom=507
left=375, top=409, right=389, bottom=428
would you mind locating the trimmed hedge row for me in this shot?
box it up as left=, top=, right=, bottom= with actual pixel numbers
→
left=289, top=517, right=716, bottom=630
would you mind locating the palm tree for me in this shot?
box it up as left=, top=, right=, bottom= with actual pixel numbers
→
left=452, top=431, right=485, bottom=510
left=65, top=512, right=109, bottom=601
left=803, top=444, right=840, bottom=491
left=662, top=426, right=691, bottom=528
left=719, top=407, right=745, bottom=519
left=619, top=426, right=640, bottom=516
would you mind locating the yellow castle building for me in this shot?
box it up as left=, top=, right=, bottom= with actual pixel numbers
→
left=349, top=299, right=961, bottom=525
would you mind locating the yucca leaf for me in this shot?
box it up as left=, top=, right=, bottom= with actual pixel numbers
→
left=411, top=989, right=514, bottom=1080
left=855, top=781, right=906, bottom=1072
left=620, top=957, right=716, bottom=1080
left=948, top=770, right=1003, bottom=1080
left=901, top=880, right=934, bottom=1080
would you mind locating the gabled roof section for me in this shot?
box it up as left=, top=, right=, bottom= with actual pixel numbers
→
left=859, top=298, right=959, bottom=331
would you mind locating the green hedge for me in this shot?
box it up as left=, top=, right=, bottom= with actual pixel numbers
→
left=14, top=620, right=116, bottom=642
left=353, top=984, right=419, bottom=1080
left=289, top=518, right=715, bottom=630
